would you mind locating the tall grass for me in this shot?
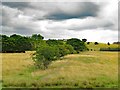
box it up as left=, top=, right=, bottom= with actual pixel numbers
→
left=0, top=53, right=2, bottom=89
left=2, top=51, right=118, bottom=88
left=86, top=42, right=119, bottom=51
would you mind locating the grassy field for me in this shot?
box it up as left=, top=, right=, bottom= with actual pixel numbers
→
left=0, top=53, right=2, bottom=89
left=86, top=42, right=119, bottom=51
left=1, top=51, right=118, bottom=88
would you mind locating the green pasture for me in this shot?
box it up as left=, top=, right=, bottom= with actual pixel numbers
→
left=85, top=42, right=119, bottom=51
left=2, top=51, right=118, bottom=88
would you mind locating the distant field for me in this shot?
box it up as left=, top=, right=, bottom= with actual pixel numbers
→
left=86, top=42, right=119, bottom=51
left=2, top=51, right=118, bottom=88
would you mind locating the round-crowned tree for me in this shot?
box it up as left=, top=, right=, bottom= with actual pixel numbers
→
left=66, top=38, right=88, bottom=53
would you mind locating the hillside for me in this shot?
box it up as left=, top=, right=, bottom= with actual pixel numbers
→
left=85, top=42, right=119, bottom=51
left=2, top=51, right=118, bottom=88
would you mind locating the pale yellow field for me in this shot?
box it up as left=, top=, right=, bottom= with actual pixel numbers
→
left=0, top=54, right=2, bottom=89
left=1, top=51, right=118, bottom=88
left=86, top=43, right=119, bottom=51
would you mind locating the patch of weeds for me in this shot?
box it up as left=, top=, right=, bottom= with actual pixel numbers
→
left=77, top=57, right=98, bottom=63
left=19, top=82, right=26, bottom=87
left=74, top=83, right=79, bottom=87
left=58, top=77, right=65, bottom=80
left=38, top=82, right=45, bottom=87
left=31, top=82, right=38, bottom=87
left=56, top=80, right=62, bottom=86
left=45, top=83, right=51, bottom=86
left=18, top=73, right=24, bottom=76
left=2, top=83, right=8, bottom=87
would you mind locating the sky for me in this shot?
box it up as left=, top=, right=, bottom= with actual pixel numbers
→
left=1, top=0, right=119, bottom=43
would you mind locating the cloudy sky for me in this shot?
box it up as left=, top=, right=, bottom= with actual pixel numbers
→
left=1, top=0, right=118, bottom=43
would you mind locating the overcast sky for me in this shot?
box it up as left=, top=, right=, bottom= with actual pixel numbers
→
left=1, top=0, right=118, bottom=43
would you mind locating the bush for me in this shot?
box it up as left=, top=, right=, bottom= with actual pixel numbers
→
left=94, top=42, right=99, bottom=45
left=33, top=45, right=60, bottom=69
left=87, top=42, right=90, bottom=45
left=33, top=38, right=84, bottom=70
left=66, top=38, right=88, bottom=52
left=100, top=48, right=120, bottom=51
left=32, top=43, right=76, bottom=69
left=82, top=39, right=87, bottom=42
left=46, top=39, right=64, bottom=46
left=57, top=44, right=75, bottom=57
left=64, top=44, right=76, bottom=54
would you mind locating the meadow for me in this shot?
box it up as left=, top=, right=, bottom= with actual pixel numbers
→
left=86, top=42, right=119, bottom=51
left=2, top=50, right=118, bottom=88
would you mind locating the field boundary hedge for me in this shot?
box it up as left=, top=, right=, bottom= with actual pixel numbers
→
left=100, top=48, right=120, bottom=51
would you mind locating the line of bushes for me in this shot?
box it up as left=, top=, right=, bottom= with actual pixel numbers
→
left=33, top=38, right=88, bottom=69
left=100, top=47, right=120, bottom=51
left=33, top=44, right=76, bottom=69
left=1, top=34, right=44, bottom=53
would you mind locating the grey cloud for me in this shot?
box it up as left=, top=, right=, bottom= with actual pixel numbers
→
left=3, top=2, right=100, bottom=20
left=45, top=2, right=100, bottom=20
left=2, top=23, right=43, bottom=36
left=2, top=2, right=30, bottom=10
left=46, top=17, right=115, bottom=31
left=1, top=1, right=118, bottom=43
left=69, top=22, right=114, bottom=30
left=2, top=5, right=22, bottom=26
left=1, top=5, right=41, bottom=36
left=118, top=2, right=120, bottom=41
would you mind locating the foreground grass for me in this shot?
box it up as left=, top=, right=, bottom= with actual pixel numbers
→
left=2, top=51, right=118, bottom=88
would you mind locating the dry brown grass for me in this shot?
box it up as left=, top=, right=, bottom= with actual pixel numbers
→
left=2, top=51, right=34, bottom=76
left=2, top=51, right=118, bottom=88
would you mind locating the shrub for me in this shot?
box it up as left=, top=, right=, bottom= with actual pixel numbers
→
left=100, top=47, right=120, bottom=51
left=57, top=44, right=75, bottom=57
left=32, top=43, right=76, bottom=69
left=64, top=44, right=76, bottom=54
left=94, top=42, right=99, bottom=45
left=66, top=38, right=88, bottom=52
left=46, top=39, right=64, bottom=46
left=57, top=45, right=69, bottom=57
left=33, top=45, right=60, bottom=69
left=107, top=42, right=110, bottom=45
left=82, top=39, right=87, bottom=42
left=87, top=42, right=90, bottom=45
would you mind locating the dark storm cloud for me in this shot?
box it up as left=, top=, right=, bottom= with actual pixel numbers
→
left=45, top=2, right=100, bottom=20
left=1, top=2, right=101, bottom=34
left=2, top=2, right=100, bottom=20
left=2, top=2, right=30, bottom=10
left=46, top=11, right=97, bottom=20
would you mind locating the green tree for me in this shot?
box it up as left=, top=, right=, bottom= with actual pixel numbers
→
left=66, top=38, right=88, bottom=53
left=94, top=42, right=99, bottom=45
left=10, top=34, right=32, bottom=51
left=31, top=34, right=44, bottom=49
left=82, top=38, right=87, bottom=42
left=33, top=45, right=60, bottom=69
left=2, top=34, right=32, bottom=52
left=46, top=39, right=64, bottom=46
left=107, top=42, right=110, bottom=45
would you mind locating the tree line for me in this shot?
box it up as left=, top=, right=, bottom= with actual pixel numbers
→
left=1, top=34, right=44, bottom=52
left=1, top=34, right=88, bottom=69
